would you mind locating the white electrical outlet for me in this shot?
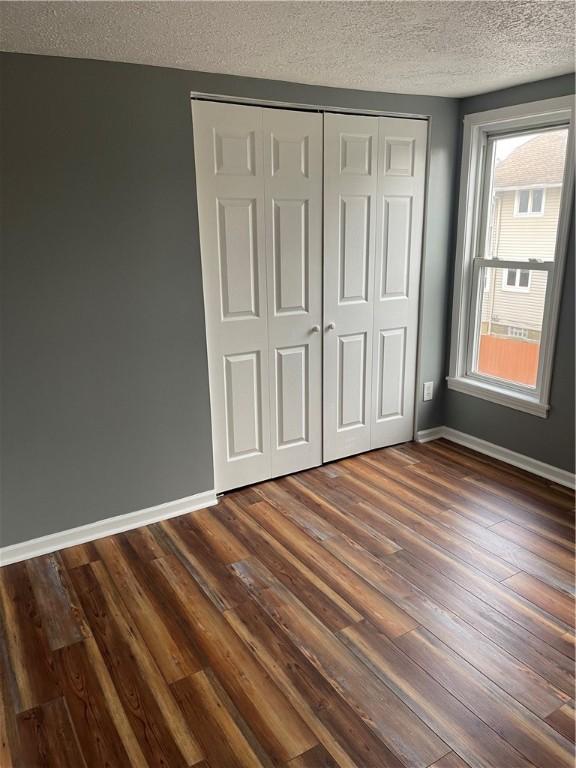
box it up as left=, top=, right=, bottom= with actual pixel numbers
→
left=423, top=381, right=434, bottom=401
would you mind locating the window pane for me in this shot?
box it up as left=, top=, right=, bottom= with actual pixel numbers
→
left=485, top=128, right=568, bottom=260
left=506, top=269, right=517, bottom=286
left=473, top=267, right=548, bottom=388
left=531, top=188, right=544, bottom=212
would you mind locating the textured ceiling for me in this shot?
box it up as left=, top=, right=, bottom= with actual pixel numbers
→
left=0, top=1, right=574, bottom=97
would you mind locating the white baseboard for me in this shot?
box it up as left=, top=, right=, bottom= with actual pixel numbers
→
left=415, top=426, right=575, bottom=489
left=414, top=427, right=445, bottom=443
left=0, top=489, right=217, bottom=567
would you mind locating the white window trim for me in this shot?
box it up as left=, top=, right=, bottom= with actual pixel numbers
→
left=502, top=267, right=531, bottom=292
left=448, top=95, right=574, bottom=418
left=514, top=187, right=545, bottom=217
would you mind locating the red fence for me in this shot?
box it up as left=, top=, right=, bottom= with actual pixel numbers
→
left=477, top=335, right=539, bottom=387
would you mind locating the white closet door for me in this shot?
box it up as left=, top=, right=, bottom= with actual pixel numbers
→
left=192, top=101, right=271, bottom=491
left=193, top=101, right=323, bottom=491
left=323, top=113, right=379, bottom=461
left=371, top=117, right=427, bottom=448
left=263, top=108, right=323, bottom=477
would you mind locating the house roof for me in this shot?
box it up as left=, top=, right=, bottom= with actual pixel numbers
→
left=494, top=129, right=568, bottom=189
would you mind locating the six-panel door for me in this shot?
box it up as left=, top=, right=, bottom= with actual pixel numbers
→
left=194, top=101, right=427, bottom=490
left=323, top=112, right=427, bottom=460
left=371, top=118, right=427, bottom=447
left=323, top=113, right=379, bottom=461
left=193, top=101, right=323, bottom=491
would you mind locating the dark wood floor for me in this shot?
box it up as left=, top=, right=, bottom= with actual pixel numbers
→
left=1, top=439, right=575, bottom=768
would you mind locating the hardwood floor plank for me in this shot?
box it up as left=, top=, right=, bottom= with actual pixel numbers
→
left=0, top=612, right=21, bottom=767
left=284, top=472, right=403, bottom=557
left=231, top=557, right=449, bottom=768
left=431, top=440, right=575, bottom=512
left=396, top=627, right=574, bottom=768
left=153, top=554, right=318, bottom=764
left=95, top=534, right=202, bottom=683
left=285, top=744, right=339, bottom=767
left=226, top=596, right=405, bottom=768
left=545, top=701, right=576, bottom=744
left=242, top=499, right=417, bottom=638
left=315, top=477, right=573, bottom=654
left=0, top=562, right=61, bottom=712
left=503, top=571, right=576, bottom=628
left=26, top=553, right=89, bottom=650
left=60, top=542, right=99, bottom=570
left=70, top=561, right=204, bottom=767
left=491, top=519, right=575, bottom=567
left=428, top=753, right=471, bottom=768
left=364, top=454, right=507, bottom=526
left=17, top=697, right=87, bottom=768
left=172, top=669, right=272, bottom=768
left=336, top=463, right=520, bottom=582
left=54, top=639, right=138, bottom=767
left=319, top=534, right=569, bottom=717
left=187, top=506, right=251, bottom=564
left=340, top=620, right=534, bottom=768
left=383, top=550, right=575, bottom=695
left=214, top=497, right=362, bottom=632
left=157, top=517, right=249, bottom=611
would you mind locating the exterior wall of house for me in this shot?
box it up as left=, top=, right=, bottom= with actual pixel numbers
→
left=481, top=187, right=561, bottom=334
left=495, top=187, right=561, bottom=261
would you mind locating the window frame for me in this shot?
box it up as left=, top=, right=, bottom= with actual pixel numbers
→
left=448, top=96, right=574, bottom=418
left=514, top=187, right=546, bottom=217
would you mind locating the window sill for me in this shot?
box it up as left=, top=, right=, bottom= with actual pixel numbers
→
left=446, top=376, right=549, bottom=418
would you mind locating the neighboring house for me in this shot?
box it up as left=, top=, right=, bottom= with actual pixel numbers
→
left=478, top=129, right=567, bottom=385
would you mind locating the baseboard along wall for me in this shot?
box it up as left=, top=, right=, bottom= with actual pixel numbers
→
left=416, top=426, right=575, bottom=490
left=0, top=489, right=218, bottom=567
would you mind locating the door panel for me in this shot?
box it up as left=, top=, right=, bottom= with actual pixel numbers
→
left=224, top=352, right=264, bottom=459
left=338, top=333, right=368, bottom=429
left=193, top=101, right=322, bottom=490
left=339, top=195, right=371, bottom=303
left=264, top=108, right=323, bottom=477
left=275, top=346, right=309, bottom=447
left=371, top=117, right=427, bottom=448
left=272, top=199, right=309, bottom=314
left=323, top=113, right=379, bottom=461
left=193, top=101, right=271, bottom=491
left=217, top=198, right=260, bottom=317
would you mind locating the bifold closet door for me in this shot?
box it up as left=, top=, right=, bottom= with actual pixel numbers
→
left=323, top=113, right=379, bottom=461
left=323, top=112, right=427, bottom=461
left=192, top=101, right=322, bottom=492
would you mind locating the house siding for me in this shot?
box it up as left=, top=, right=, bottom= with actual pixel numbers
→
left=481, top=187, right=561, bottom=332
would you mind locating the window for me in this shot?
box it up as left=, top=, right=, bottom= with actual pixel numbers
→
left=502, top=268, right=531, bottom=291
left=508, top=326, right=529, bottom=339
left=515, top=187, right=545, bottom=216
left=448, top=97, right=573, bottom=417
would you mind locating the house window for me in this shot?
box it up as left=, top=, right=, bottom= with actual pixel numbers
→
left=508, top=326, right=529, bottom=339
left=515, top=187, right=545, bottom=216
left=448, top=96, right=573, bottom=416
left=502, top=267, right=531, bottom=291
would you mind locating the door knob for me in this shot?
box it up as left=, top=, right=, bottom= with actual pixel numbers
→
left=311, top=325, right=321, bottom=333
left=326, top=322, right=336, bottom=331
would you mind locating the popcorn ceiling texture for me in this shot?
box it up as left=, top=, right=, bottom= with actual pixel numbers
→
left=0, top=1, right=573, bottom=97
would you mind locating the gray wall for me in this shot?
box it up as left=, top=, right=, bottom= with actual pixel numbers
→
left=445, top=75, right=575, bottom=472
left=1, top=52, right=459, bottom=546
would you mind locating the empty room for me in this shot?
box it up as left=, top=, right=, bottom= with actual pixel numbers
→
left=1, top=2, right=575, bottom=766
